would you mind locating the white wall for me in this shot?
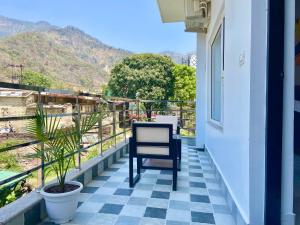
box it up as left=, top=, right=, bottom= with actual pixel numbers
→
left=195, top=0, right=268, bottom=223
left=196, top=33, right=207, bottom=149
left=204, top=0, right=251, bottom=222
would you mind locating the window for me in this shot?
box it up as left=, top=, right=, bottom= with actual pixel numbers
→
left=210, top=23, right=224, bottom=123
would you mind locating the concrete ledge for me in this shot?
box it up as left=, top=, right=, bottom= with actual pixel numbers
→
left=0, top=141, right=129, bottom=225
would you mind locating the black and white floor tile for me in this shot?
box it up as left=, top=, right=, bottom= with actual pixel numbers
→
left=41, top=140, right=235, bottom=225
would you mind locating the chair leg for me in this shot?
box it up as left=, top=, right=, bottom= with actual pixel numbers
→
left=179, top=140, right=182, bottom=161
left=137, top=157, right=142, bottom=175
left=173, top=158, right=177, bottom=191
left=129, top=154, right=134, bottom=188
left=176, top=139, right=182, bottom=171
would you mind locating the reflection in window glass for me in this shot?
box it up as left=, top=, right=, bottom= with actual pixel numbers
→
left=211, top=28, right=222, bottom=122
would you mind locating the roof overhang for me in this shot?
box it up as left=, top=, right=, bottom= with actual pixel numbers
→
left=157, top=0, right=185, bottom=23
left=157, top=0, right=211, bottom=33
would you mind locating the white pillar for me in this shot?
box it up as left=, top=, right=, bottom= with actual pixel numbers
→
left=249, top=1, right=268, bottom=224
left=281, top=0, right=296, bottom=224
left=196, top=33, right=207, bottom=149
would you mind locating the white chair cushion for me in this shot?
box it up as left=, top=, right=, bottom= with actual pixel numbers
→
left=156, top=115, right=178, bottom=134
left=137, top=146, right=169, bottom=155
left=136, top=127, right=169, bottom=143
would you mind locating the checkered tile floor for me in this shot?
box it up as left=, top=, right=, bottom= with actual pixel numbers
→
left=42, top=139, right=235, bottom=225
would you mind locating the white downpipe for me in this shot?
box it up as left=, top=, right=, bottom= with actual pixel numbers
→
left=281, top=0, right=296, bottom=224
left=196, top=33, right=207, bottom=148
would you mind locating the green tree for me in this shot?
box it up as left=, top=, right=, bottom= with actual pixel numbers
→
left=107, top=54, right=175, bottom=118
left=21, top=70, right=52, bottom=88
left=171, top=64, right=196, bottom=103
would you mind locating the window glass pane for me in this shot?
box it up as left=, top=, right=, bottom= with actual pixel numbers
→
left=211, top=28, right=222, bottom=122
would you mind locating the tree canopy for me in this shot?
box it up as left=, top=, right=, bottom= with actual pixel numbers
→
left=21, top=70, right=53, bottom=88
left=107, top=54, right=196, bottom=118
left=107, top=54, right=175, bottom=100
left=171, top=64, right=196, bottom=102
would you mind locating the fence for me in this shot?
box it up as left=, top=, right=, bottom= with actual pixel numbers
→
left=0, top=82, right=195, bottom=199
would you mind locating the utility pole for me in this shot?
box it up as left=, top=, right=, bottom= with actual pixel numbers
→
left=6, top=64, right=24, bottom=84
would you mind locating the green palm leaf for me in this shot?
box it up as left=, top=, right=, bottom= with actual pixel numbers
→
left=28, top=105, right=102, bottom=192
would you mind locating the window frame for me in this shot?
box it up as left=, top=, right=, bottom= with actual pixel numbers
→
left=208, top=18, right=225, bottom=128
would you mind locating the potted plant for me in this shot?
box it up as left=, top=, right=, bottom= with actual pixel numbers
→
left=28, top=106, right=101, bottom=224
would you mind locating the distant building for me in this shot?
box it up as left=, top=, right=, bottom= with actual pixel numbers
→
left=181, top=54, right=197, bottom=68
left=0, top=89, right=99, bottom=132
left=189, top=54, right=197, bottom=68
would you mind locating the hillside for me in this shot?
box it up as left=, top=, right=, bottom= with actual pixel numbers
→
left=0, top=15, right=191, bottom=91
left=0, top=17, right=131, bottom=91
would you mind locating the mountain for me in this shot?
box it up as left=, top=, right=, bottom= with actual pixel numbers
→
left=0, top=16, right=192, bottom=91
left=0, top=16, right=131, bottom=91
left=0, top=15, right=55, bottom=37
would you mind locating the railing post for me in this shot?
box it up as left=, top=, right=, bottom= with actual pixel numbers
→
left=180, top=101, right=183, bottom=128
left=137, top=100, right=140, bottom=121
left=112, top=102, right=117, bottom=148
left=37, top=90, right=45, bottom=187
left=98, top=103, right=103, bottom=156
left=75, top=97, right=81, bottom=170
left=123, top=102, right=126, bottom=142
left=149, top=103, right=152, bottom=122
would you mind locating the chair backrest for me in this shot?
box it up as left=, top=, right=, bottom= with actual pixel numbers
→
left=132, top=122, right=173, bottom=157
left=155, top=115, right=178, bottom=134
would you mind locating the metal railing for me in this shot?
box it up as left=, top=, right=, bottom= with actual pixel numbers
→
left=0, top=82, right=195, bottom=192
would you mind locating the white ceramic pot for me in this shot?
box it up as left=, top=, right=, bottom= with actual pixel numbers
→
left=40, top=181, right=83, bottom=224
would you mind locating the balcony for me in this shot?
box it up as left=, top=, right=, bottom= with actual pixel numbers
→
left=0, top=82, right=234, bottom=225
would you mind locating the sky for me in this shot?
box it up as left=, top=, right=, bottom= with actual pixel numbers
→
left=0, top=0, right=196, bottom=53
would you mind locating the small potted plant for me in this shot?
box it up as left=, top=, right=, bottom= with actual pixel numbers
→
left=28, top=106, right=101, bottom=224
